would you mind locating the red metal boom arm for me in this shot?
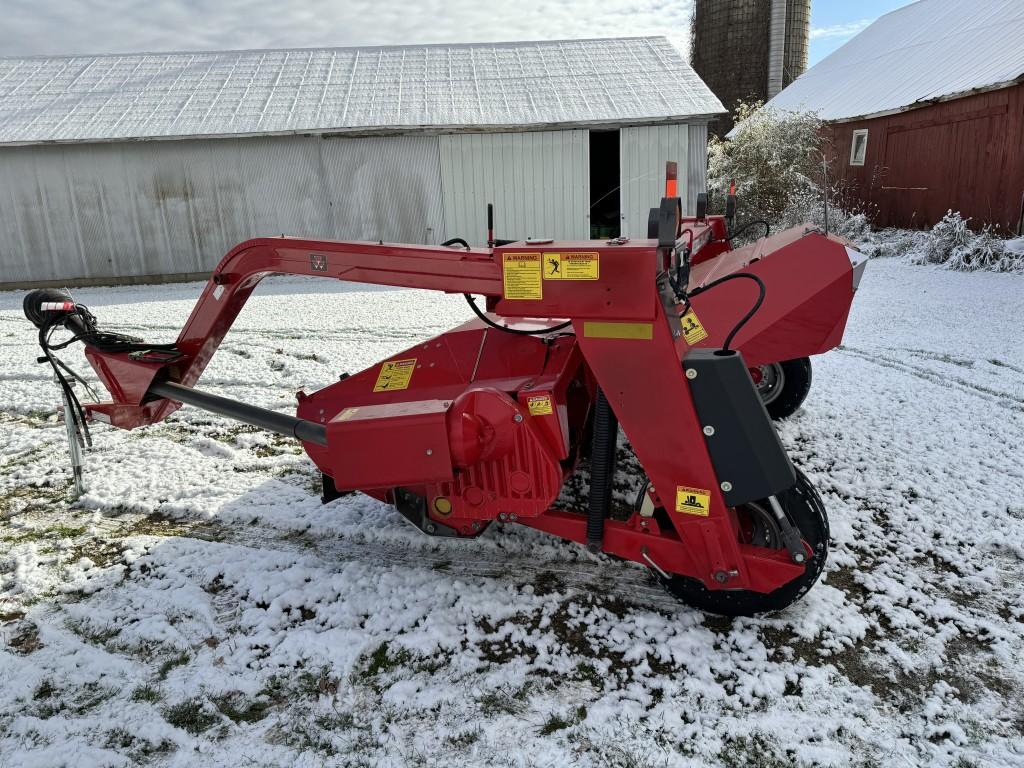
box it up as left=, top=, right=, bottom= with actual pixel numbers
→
left=84, top=237, right=503, bottom=428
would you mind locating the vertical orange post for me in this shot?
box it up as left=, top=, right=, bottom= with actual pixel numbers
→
left=665, top=161, right=678, bottom=199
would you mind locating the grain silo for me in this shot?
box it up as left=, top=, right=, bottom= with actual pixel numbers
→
left=691, top=0, right=810, bottom=135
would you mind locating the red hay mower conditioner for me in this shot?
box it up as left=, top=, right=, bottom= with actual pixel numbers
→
left=24, top=187, right=866, bottom=617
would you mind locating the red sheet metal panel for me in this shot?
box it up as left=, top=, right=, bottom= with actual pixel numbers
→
left=824, top=82, right=1024, bottom=231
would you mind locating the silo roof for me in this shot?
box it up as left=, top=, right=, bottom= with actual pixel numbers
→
left=765, top=0, right=1024, bottom=122
left=0, top=37, right=724, bottom=146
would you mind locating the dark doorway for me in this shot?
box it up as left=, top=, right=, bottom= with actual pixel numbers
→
left=589, top=130, right=620, bottom=239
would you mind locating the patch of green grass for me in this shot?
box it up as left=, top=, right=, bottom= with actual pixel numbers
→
left=52, top=524, right=87, bottom=538
left=478, top=684, right=532, bottom=716
left=121, top=511, right=192, bottom=538
left=446, top=727, right=481, bottom=748
left=315, top=711, right=355, bottom=731
left=363, top=642, right=412, bottom=678
left=33, top=679, right=56, bottom=700
left=538, top=713, right=573, bottom=736
left=66, top=617, right=121, bottom=645
left=296, top=666, right=339, bottom=697
left=573, top=662, right=602, bottom=688
left=163, top=698, right=221, bottom=735
left=537, top=705, right=587, bottom=736
left=130, top=685, right=162, bottom=703
left=211, top=692, right=271, bottom=724
left=104, top=728, right=135, bottom=749
left=719, top=734, right=788, bottom=768
left=101, top=727, right=179, bottom=761
left=260, top=666, right=339, bottom=706
left=0, top=484, right=68, bottom=517
left=268, top=713, right=348, bottom=757
left=157, top=651, right=190, bottom=679
left=73, top=682, right=115, bottom=714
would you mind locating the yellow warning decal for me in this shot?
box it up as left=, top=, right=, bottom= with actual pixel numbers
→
left=583, top=321, right=653, bottom=340
left=681, top=309, right=709, bottom=345
left=502, top=253, right=543, bottom=300
left=527, top=394, right=554, bottom=416
left=543, top=252, right=599, bottom=280
left=373, top=358, right=417, bottom=392
left=675, top=485, right=711, bottom=517
left=337, top=407, right=360, bottom=421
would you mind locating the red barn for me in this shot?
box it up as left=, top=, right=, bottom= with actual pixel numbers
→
left=765, top=0, right=1024, bottom=232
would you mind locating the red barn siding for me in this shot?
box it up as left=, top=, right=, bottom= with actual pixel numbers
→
left=824, top=83, right=1024, bottom=231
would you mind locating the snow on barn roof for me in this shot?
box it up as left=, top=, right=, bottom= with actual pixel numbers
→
left=0, top=37, right=723, bottom=146
left=766, top=0, right=1024, bottom=122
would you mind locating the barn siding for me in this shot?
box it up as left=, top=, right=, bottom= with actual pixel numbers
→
left=619, top=123, right=709, bottom=238
left=824, top=82, right=1024, bottom=231
left=0, top=134, right=445, bottom=286
left=0, top=122, right=713, bottom=287
left=438, top=130, right=590, bottom=245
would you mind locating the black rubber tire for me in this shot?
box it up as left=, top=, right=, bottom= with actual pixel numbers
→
left=759, top=357, right=813, bottom=420
left=657, top=470, right=829, bottom=617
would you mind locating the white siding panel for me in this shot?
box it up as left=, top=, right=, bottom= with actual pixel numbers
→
left=688, top=123, right=709, bottom=209
left=319, top=135, right=444, bottom=244
left=0, top=134, right=443, bottom=285
left=620, top=123, right=708, bottom=238
left=439, top=130, right=589, bottom=245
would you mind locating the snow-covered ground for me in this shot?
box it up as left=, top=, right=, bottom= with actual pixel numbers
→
left=1, top=260, right=1023, bottom=767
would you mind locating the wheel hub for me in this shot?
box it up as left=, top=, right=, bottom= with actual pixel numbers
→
left=736, top=501, right=784, bottom=548
left=753, top=362, right=785, bottom=406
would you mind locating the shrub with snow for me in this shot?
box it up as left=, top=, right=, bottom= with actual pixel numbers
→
left=917, top=211, right=1021, bottom=272
left=856, top=212, right=1024, bottom=274
left=707, top=102, right=824, bottom=223
left=709, top=103, right=871, bottom=243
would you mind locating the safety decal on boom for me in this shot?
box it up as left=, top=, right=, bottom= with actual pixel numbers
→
left=675, top=485, right=711, bottom=517
left=526, top=394, right=554, bottom=416
left=543, top=252, right=599, bottom=280
left=502, top=253, right=543, bottom=300
left=373, top=358, right=417, bottom=392
left=680, top=309, right=708, bottom=345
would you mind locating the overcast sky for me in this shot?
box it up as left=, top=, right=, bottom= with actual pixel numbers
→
left=2, top=0, right=911, bottom=63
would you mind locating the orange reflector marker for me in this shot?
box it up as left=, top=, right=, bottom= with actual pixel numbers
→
left=665, top=161, right=678, bottom=198
left=729, top=179, right=737, bottom=196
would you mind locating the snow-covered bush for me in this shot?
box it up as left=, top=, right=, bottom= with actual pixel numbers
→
left=775, top=181, right=874, bottom=241
left=855, top=212, right=1024, bottom=273
left=709, top=102, right=869, bottom=241
left=916, top=211, right=1021, bottom=272
left=707, top=102, right=824, bottom=223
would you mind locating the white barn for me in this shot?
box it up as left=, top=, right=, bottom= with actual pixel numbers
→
left=0, top=37, right=723, bottom=288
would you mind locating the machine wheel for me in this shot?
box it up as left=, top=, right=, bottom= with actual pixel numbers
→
left=752, top=357, right=812, bottom=420
left=644, top=470, right=829, bottom=617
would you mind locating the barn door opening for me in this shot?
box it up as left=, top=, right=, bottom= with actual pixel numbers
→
left=589, top=129, right=620, bottom=239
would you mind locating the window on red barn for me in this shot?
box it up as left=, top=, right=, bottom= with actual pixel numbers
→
left=849, top=129, right=869, bottom=166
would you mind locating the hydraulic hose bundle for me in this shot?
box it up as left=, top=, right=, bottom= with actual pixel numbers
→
left=22, top=288, right=176, bottom=449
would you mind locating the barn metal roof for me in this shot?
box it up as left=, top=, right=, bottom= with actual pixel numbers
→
left=0, top=37, right=723, bottom=146
left=766, top=0, right=1024, bottom=122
